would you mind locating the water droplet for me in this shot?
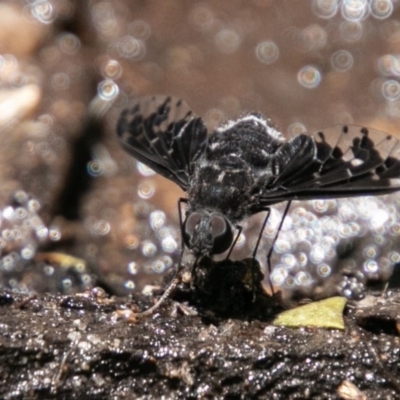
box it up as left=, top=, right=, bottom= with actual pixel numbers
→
left=341, top=0, right=369, bottom=21
left=138, top=181, right=155, bottom=199
left=298, top=65, right=321, bottom=89
left=162, top=236, right=177, bottom=253
left=150, top=211, right=166, bottom=230
left=118, top=36, right=146, bottom=60
left=87, top=160, right=104, bottom=177
left=312, top=0, right=339, bottom=19
left=331, top=50, right=354, bottom=72
left=370, top=0, right=393, bottom=19
left=59, top=33, right=81, bottom=54
left=97, top=80, right=119, bottom=100
left=214, top=28, right=242, bottom=54
left=142, top=241, right=157, bottom=257
left=255, top=41, right=279, bottom=64
left=381, top=79, right=400, bottom=101
left=128, top=262, right=138, bottom=275
left=30, top=0, right=55, bottom=24
left=137, top=162, right=155, bottom=177
left=129, top=20, right=151, bottom=40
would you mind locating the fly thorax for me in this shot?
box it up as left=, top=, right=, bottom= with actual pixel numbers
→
left=189, top=155, right=254, bottom=220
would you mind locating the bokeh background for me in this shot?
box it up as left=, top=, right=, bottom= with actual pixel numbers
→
left=1, top=0, right=400, bottom=301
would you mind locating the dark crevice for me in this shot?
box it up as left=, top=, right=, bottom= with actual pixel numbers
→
left=55, top=111, right=105, bottom=220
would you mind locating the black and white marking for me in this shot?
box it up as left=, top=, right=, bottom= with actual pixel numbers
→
left=117, top=95, right=400, bottom=264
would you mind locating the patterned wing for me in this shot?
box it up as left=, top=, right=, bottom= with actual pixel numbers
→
left=117, top=95, right=208, bottom=191
left=258, top=125, right=400, bottom=206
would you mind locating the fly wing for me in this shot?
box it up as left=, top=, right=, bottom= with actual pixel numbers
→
left=117, top=95, right=208, bottom=191
left=258, top=125, right=400, bottom=206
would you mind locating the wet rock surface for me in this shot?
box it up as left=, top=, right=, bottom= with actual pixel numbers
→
left=0, top=286, right=400, bottom=399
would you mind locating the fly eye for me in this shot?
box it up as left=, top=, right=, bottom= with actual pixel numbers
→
left=182, top=212, right=201, bottom=247
left=210, top=214, right=233, bottom=255
left=210, top=215, right=227, bottom=236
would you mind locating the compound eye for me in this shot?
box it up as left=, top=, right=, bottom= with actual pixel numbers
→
left=210, top=215, right=227, bottom=237
left=183, top=212, right=201, bottom=246
left=210, top=214, right=233, bottom=255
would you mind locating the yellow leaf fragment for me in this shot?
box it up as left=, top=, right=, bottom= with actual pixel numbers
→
left=273, top=297, right=347, bottom=330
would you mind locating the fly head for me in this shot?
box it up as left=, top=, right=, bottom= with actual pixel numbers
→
left=182, top=210, right=234, bottom=256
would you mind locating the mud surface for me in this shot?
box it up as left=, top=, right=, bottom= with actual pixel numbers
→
left=1, top=282, right=400, bottom=399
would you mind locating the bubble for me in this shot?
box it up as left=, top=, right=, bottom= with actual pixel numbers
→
left=341, top=0, right=369, bottom=21
left=160, top=255, right=173, bottom=269
left=15, top=207, right=27, bottom=219
left=62, top=278, right=72, bottom=289
left=1, top=255, right=15, bottom=271
left=312, top=0, right=339, bottom=19
left=142, top=241, right=157, bottom=257
left=14, top=191, right=29, bottom=205
left=297, top=66, right=321, bottom=89
left=3, top=207, right=15, bottom=220
left=124, top=280, right=136, bottom=290
left=363, top=245, right=378, bottom=259
left=389, top=251, right=400, bottom=263
left=288, top=122, right=307, bottom=137
left=150, top=211, right=166, bottom=230
left=363, top=259, right=379, bottom=274
left=2, top=229, right=13, bottom=241
left=214, top=28, right=242, bottom=54
left=284, top=276, right=296, bottom=289
left=82, top=275, right=92, bottom=285
left=28, top=199, right=41, bottom=212
left=390, top=222, right=400, bottom=236
left=373, top=235, right=385, bottom=246
left=51, top=72, right=70, bottom=90
left=369, top=0, right=393, bottom=19
left=128, top=262, right=139, bottom=275
left=138, top=181, right=155, bottom=199
left=49, top=228, right=61, bottom=241
left=274, top=238, right=292, bottom=253
left=270, top=266, right=288, bottom=286
left=59, top=33, right=81, bottom=54
left=36, top=226, right=48, bottom=240
left=129, top=20, right=151, bottom=40
left=255, top=41, right=279, bottom=64
left=30, top=0, right=55, bottom=24
left=43, top=265, right=54, bottom=276
left=377, top=54, right=397, bottom=76
left=298, top=252, right=308, bottom=267
left=295, top=271, right=312, bottom=286
left=87, top=160, right=104, bottom=177
left=101, top=59, right=122, bottom=80
left=317, top=263, right=331, bottom=277
left=340, top=21, right=363, bottom=42
left=124, top=234, right=139, bottom=250
left=97, top=80, right=119, bottom=101
left=21, top=245, right=35, bottom=260
left=91, top=220, right=110, bottom=236
left=189, top=4, right=215, bottom=32
left=137, top=162, right=156, bottom=177
left=161, top=236, right=178, bottom=253
left=381, top=79, right=400, bottom=101
left=301, top=24, right=327, bottom=51
left=281, top=253, right=297, bottom=268
left=152, top=260, right=165, bottom=273
left=118, top=36, right=145, bottom=60
left=310, top=245, right=325, bottom=263
left=331, top=50, right=354, bottom=72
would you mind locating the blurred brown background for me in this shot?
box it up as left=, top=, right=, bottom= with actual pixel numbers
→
left=0, top=0, right=400, bottom=298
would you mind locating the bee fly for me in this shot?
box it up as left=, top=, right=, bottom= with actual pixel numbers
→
left=117, top=95, right=400, bottom=315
